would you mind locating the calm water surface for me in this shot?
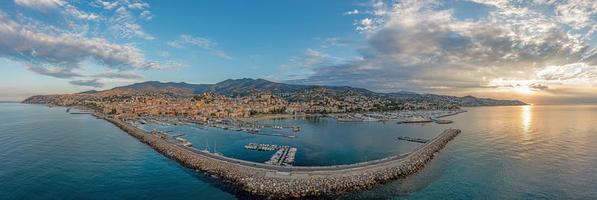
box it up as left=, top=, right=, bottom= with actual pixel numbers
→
left=1, top=103, right=596, bottom=199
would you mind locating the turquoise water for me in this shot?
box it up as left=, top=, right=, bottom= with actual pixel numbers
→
left=1, top=103, right=597, bottom=199
left=137, top=116, right=436, bottom=166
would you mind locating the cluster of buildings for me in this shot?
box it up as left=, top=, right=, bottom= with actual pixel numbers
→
left=24, top=88, right=460, bottom=123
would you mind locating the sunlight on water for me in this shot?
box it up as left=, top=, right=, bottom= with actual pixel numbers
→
left=521, top=105, right=532, bottom=134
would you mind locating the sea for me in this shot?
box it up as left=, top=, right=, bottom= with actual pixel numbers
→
left=1, top=103, right=596, bottom=199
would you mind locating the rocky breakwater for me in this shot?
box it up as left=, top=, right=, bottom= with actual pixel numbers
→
left=104, top=115, right=460, bottom=199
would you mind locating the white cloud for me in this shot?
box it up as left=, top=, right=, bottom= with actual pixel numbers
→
left=140, top=10, right=153, bottom=20
left=14, top=0, right=64, bottom=10
left=167, top=34, right=232, bottom=59
left=127, top=2, right=149, bottom=10
left=94, top=0, right=119, bottom=10
left=320, top=37, right=350, bottom=48
left=15, top=0, right=100, bottom=21
left=301, top=0, right=597, bottom=96
left=537, top=62, right=597, bottom=81
left=0, top=13, right=154, bottom=76
left=109, top=6, right=154, bottom=40
left=167, top=34, right=215, bottom=49
left=344, top=9, right=360, bottom=15
left=302, top=49, right=329, bottom=67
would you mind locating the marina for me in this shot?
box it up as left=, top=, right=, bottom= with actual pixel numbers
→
left=332, top=109, right=466, bottom=124
left=102, top=112, right=461, bottom=198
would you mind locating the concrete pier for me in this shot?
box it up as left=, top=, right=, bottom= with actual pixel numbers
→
left=103, top=114, right=460, bottom=198
left=397, top=136, right=430, bottom=143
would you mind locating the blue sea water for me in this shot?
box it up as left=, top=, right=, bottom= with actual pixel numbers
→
left=1, top=103, right=596, bottom=199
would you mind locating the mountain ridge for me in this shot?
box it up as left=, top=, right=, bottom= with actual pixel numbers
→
left=77, top=78, right=526, bottom=107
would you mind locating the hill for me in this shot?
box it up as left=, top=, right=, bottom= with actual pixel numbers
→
left=25, top=78, right=526, bottom=107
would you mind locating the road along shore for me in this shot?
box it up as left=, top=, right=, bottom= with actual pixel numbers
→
left=102, top=114, right=460, bottom=198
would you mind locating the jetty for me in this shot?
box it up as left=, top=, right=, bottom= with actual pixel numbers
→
left=397, top=136, right=430, bottom=143
left=102, top=114, right=460, bottom=198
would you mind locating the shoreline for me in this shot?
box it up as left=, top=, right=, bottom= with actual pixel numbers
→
left=99, top=112, right=460, bottom=198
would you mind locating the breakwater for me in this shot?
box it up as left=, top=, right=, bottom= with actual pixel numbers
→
left=102, top=114, right=460, bottom=198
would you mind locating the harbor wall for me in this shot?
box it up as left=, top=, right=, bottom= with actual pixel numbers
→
left=103, top=115, right=460, bottom=198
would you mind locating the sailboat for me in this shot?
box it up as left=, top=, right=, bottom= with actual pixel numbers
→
left=214, top=140, right=223, bottom=156
left=200, top=139, right=210, bottom=153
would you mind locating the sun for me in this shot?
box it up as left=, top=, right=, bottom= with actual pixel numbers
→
left=513, top=85, right=533, bottom=95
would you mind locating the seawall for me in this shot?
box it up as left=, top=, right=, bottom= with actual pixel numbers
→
left=102, top=115, right=460, bottom=198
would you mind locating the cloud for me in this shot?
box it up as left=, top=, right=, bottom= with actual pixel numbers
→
left=14, top=0, right=63, bottom=10
left=69, top=79, right=103, bottom=87
left=537, top=62, right=597, bottom=81
left=167, top=34, right=215, bottom=49
left=15, top=0, right=100, bottom=20
left=142, top=61, right=187, bottom=70
left=297, top=0, right=597, bottom=95
left=91, top=72, right=144, bottom=80
left=320, top=37, right=350, bottom=48
left=62, top=4, right=100, bottom=20
left=276, top=49, right=336, bottom=80
left=27, top=66, right=82, bottom=78
left=528, top=83, right=548, bottom=91
left=156, top=50, right=170, bottom=57
left=109, top=6, right=154, bottom=40
left=94, top=0, right=119, bottom=10
left=167, top=34, right=232, bottom=59
left=302, top=49, right=330, bottom=67
left=283, top=49, right=332, bottom=69
left=140, top=10, right=153, bottom=20
left=213, top=50, right=232, bottom=60
left=344, top=9, right=360, bottom=15
left=127, top=2, right=149, bottom=10
left=0, top=13, right=153, bottom=73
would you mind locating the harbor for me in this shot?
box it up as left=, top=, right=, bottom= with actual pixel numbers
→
left=128, top=116, right=301, bottom=139
left=244, top=143, right=298, bottom=166
left=331, top=109, right=466, bottom=124
left=102, top=113, right=461, bottom=198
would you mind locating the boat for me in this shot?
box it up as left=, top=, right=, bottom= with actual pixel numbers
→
left=175, top=137, right=192, bottom=147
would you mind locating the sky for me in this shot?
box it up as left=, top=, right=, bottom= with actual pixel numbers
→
left=1, top=0, right=597, bottom=104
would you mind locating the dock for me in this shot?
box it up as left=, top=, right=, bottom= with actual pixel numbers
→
left=265, top=146, right=297, bottom=166
left=244, top=143, right=280, bottom=151
left=261, top=124, right=301, bottom=132
left=397, top=136, right=430, bottom=143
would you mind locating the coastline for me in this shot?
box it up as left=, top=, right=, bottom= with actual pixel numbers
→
left=98, top=112, right=460, bottom=198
